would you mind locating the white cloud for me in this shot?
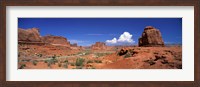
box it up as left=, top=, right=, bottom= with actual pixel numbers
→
left=105, top=32, right=135, bottom=45
left=118, top=32, right=134, bottom=43
left=106, top=38, right=117, bottom=44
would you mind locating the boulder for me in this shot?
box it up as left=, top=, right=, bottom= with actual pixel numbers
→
left=139, top=26, right=164, bottom=47
left=18, top=28, right=42, bottom=42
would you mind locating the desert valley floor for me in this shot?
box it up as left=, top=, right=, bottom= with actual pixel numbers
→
left=18, top=44, right=182, bottom=69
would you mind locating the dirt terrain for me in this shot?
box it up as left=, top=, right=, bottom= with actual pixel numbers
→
left=18, top=44, right=182, bottom=69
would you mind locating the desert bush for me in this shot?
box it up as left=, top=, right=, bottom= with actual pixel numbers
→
left=64, top=60, right=68, bottom=63
left=95, top=53, right=111, bottom=58
left=128, top=49, right=134, bottom=53
left=63, top=63, right=68, bottom=68
left=44, top=60, right=48, bottom=63
left=87, top=60, right=93, bottom=64
left=124, top=53, right=132, bottom=58
left=144, top=59, right=155, bottom=65
left=58, top=63, right=62, bottom=67
left=32, top=60, right=38, bottom=66
left=84, top=51, right=91, bottom=55
left=52, top=54, right=56, bottom=59
left=37, top=54, right=43, bottom=57
left=84, top=50, right=91, bottom=55
left=75, top=58, right=85, bottom=66
left=94, top=60, right=102, bottom=63
left=19, top=64, right=26, bottom=69
left=44, top=55, right=58, bottom=65
left=49, top=58, right=58, bottom=65
left=70, top=62, right=75, bottom=66
left=45, top=57, right=58, bottom=68
left=21, top=59, right=31, bottom=62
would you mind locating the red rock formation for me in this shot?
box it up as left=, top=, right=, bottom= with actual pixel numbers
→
left=91, top=42, right=107, bottom=50
left=70, top=43, right=78, bottom=47
left=139, top=26, right=164, bottom=47
left=42, top=35, right=70, bottom=46
left=18, top=28, right=42, bottom=42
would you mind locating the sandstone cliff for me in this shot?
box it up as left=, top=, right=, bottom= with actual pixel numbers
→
left=18, top=28, right=71, bottom=47
left=42, top=35, right=70, bottom=46
left=18, top=28, right=42, bottom=42
left=91, top=42, right=107, bottom=50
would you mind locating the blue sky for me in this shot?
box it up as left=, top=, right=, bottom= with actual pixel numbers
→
left=18, top=18, right=182, bottom=46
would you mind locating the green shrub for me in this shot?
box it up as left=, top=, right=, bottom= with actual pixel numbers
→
left=87, top=60, right=93, bottom=64
left=83, top=50, right=91, bottom=55
left=52, top=54, right=56, bottom=59
left=21, top=59, right=31, bottom=62
left=70, top=63, right=75, bottom=66
left=45, top=57, right=58, bottom=68
left=49, top=59, right=58, bottom=65
left=38, top=54, right=43, bottom=57
left=84, top=51, right=91, bottom=55
left=75, top=58, right=85, bottom=66
left=32, top=60, right=38, bottom=66
left=95, top=53, right=111, bottom=58
left=64, top=60, right=68, bottom=63
left=94, top=60, right=102, bottom=63
left=124, top=53, right=132, bottom=58
left=19, top=64, right=26, bottom=69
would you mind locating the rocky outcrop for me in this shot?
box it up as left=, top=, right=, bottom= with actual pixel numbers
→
left=91, top=42, right=107, bottom=50
left=18, top=28, right=72, bottom=47
left=42, top=35, right=70, bottom=46
left=70, top=43, right=78, bottom=47
left=139, top=26, right=164, bottom=47
left=18, top=28, right=42, bottom=42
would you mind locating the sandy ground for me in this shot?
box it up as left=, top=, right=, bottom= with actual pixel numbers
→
left=18, top=44, right=182, bottom=69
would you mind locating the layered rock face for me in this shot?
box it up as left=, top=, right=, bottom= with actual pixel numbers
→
left=91, top=42, right=107, bottom=50
left=18, top=28, right=42, bottom=42
left=139, top=26, right=164, bottom=47
left=42, top=35, right=70, bottom=46
left=70, top=43, right=78, bottom=47
left=18, top=28, right=71, bottom=47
